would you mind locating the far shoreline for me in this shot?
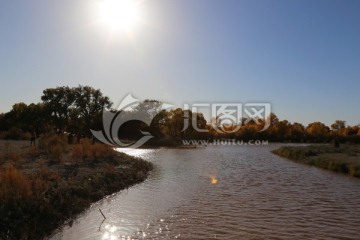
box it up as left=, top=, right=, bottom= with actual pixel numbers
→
left=272, top=144, right=360, bottom=178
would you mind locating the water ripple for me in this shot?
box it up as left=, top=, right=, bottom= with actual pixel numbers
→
left=52, top=145, right=360, bottom=240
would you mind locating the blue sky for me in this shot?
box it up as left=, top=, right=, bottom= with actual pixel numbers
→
left=0, top=0, right=359, bottom=126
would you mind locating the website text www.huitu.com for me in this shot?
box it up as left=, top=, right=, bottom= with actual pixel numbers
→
left=182, top=139, right=269, bottom=146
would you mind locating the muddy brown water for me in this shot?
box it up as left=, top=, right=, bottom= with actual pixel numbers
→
left=50, top=144, right=360, bottom=239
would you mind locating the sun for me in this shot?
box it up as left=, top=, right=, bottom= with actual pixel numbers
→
left=96, top=0, right=142, bottom=32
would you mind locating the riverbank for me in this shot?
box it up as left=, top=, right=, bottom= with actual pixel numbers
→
left=272, top=144, right=360, bottom=177
left=0, top=136, right=153, bottom=240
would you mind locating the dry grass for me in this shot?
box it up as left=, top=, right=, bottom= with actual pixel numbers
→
left=71, top=144, right=84, bottom=159
left=26, top=146, right=40, bottom=158
left=71, top=139, right=116, bottom=161
left=82, top=138, right=93, bottom=158
left=39, top=134, right=68, bottom=162
left=0, top=138, right=153, bottom=239
left=1, top=142, right=22, bottom=164
left=0, top=164, right=32, bottom=201
left=0, top=127, right=32, bottom=140
left=273, top=145, right=360, bottom=177
left=90, top=143, right=116, bottom=160
left=0, top=131, right=6, bottom=139
left=38, top=160, right=59, bottom=181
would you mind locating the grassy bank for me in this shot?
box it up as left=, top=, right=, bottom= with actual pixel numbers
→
left=0, top=135, right=153, bottom=240
left=272, top=144, right=360, bottom=177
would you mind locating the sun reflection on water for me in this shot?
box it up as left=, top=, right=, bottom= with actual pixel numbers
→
left=102, top=224, right=119, bottom=240
left=115, top=148, right=155, bottom=158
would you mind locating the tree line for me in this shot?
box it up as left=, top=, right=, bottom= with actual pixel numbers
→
left=0, top=85, right=359, bottom=144
left=0, top=86, right=111, bottom=137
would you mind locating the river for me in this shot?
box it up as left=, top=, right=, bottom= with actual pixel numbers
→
left=50, top=144, right=360, bottom=239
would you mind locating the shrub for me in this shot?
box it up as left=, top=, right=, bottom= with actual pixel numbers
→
left=21, top=131, right=32, bottom=140
left=5, top=127, right=23, bottom=140
left=38, top=161, right=59, bottom=181
left=71, top=139, right=116, bottom=161
left=348, top=163, right=360, bottom=177
left=32, top=176, right=49, bottom=197
left=0, top=131, right=6, bottom=139
left=273, top=145, right=360, bottom=178
left=272, top=146, right=317, bottom=160
left=38, top=134, right=68, bottom=161
left=26, top=146, right=40, bottom=158
left=72, top=144, right=84, bottom=159
left=91, top=143, right=116, bottom=161
left=49, top=145, right=63, bottom=161
left=2, top=142, right=21, bottom=162
left=81, top=138, right=93, bottom=158
left=1, top=128, right=32, bottom=140
left=0, top=164, right=32, bottom=201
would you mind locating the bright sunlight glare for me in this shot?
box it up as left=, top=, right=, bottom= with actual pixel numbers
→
left=96, top=0, right=142, bottom=32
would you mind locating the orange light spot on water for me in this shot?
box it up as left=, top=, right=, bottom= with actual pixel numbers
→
left=210, top=177, right=218, bottom=184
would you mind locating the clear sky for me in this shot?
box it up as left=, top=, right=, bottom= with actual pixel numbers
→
left=0, top=0, right=359, bottom=126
